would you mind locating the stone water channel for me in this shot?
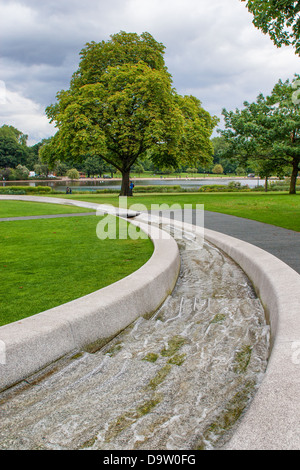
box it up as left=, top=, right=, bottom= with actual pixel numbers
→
left=0, top=220, right=270, bottom=450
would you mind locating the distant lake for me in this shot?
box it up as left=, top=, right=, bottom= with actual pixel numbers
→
left=1, top=177, right=266, bottom=192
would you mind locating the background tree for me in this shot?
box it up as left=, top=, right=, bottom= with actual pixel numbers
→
left=268, top=76, right=300, bottom=193
left=34, top=161, right=50, bottom=177
left=14, top=164, right=30, bottom=180
left=212, top=163, right=224, bottom=174
left=54, top=161, right=69, bottom=177
left=242, top=0, right=300, bottom=54
left=0, top=125, right=40, bottom=172
left=220, top=76, right=300, bottom=194
left=211, top=136, right=239, bottom=174
left=0, top=135, right=28, bottom=168
left=0, top=167, right=12, bottom=181
left=42, top=31, right=216, bottom=195
left=0, top=125, right=28, bottom=146
left=66, top=168, right=80, bottom=180
left=131, top=162, right=144, bottom=176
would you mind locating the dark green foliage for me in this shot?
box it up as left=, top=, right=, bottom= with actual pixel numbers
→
left=242, top=0, right=300, bottom=54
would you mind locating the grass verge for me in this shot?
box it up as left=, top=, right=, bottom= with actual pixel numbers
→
left=0, top=200, right=95, bottom=218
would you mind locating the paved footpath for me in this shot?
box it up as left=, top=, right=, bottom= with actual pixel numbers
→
left=203, top=211, right=300, bottom=275
left=170, top=210, right=300, bottom=275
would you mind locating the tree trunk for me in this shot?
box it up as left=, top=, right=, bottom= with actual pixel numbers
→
left=120, top=170, right=130, bottom=196
left=264, top=176, right=268, bottom=192
left=290, top=158, right=299, bottom=194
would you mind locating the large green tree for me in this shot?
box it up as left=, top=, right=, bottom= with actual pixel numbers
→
left=0, top=125, right=40, bottom=171
left=0, top=136, right=28, bottom=169
left=41, top=31, right=216, bottom=195
left=211, top=136, right=240, bottom=174
left=220, top=76, right=300, bottom=193
left=0, top=124, right=28, bottom=146
left=242, top=0, right=300, bottom=54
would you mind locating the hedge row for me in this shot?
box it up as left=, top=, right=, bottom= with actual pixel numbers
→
left=198, top=184, right=251, bottom=192
left=94, top=185, right=184, bottom=194
left=0, top=186, right=52, bottom=195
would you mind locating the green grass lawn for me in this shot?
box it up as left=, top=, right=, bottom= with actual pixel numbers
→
left=0, top=200, right=95, bottom=218
left=59, top=191, right=300, bottom=232
left=0, top=215, right=153, bottom=326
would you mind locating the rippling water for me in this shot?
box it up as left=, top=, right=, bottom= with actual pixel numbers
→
left=0, top=177, right=264, bottom=191
left=0, top=223, right=270, bottom=450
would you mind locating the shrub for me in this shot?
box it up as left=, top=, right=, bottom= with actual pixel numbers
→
left=0, top=189, right=26, bottom=195
left=212, top=164, right=224, bottom=174
left=24, top=186, right=52, bottom=193
left=133, top=185, right=182, bottom=193
left=0, top=186, right=52, bottom=194
left=95, top=185, right=184, bottom=194
left=14, top=164, right=30, bottom=180
left=198, top=184, right=250, bottom=192
left=66, top=168, right=80, bottom=180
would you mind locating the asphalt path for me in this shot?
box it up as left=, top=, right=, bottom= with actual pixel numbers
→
left=187, top=210, right=300, bottom=275
left=149, top=208, right=300, bottom=275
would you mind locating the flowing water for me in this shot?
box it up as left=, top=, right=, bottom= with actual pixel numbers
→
left=0, top=222, right=270, bottom=450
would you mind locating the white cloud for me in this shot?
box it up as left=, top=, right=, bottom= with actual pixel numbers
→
left=0, top=89, right=56, bottom=145
left=0, top=0, right=299, bottom=143
left=0, top=1, right=37, bottom=37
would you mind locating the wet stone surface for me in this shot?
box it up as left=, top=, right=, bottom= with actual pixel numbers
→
left=0, top=225, right=270, bottom=450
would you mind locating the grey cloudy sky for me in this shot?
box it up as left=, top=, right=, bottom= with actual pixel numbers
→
left=0, top=0, right=299, bottom=145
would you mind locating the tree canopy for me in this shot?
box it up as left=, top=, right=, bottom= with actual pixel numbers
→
left=220, top=75, right=300, bottom=193
left=0, top=125, right=30, bottom=170
left=0, top=124, right=28, bottom=146
left=0, top=135, right=28, bottom=169
left=42, top=31, right=217, bottom=195
left=242, top=0, right=300, bottom=54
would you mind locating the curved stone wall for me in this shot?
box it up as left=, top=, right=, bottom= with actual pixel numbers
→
left=151, top=214, right=300, bottom=450
left=0, top=201, right=180, bottom=391
left=204, top=227, right=300, bottom=450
